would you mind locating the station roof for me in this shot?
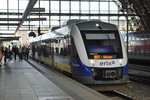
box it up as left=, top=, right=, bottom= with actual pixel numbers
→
left=120, top=0, right=150, bottom=29
left=0, top=0, right=150, bottom=41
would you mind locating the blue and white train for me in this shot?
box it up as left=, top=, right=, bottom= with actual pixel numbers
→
left=31, top=20, right=129, bottom=90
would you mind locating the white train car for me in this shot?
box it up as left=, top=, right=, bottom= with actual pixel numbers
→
left=31, top=20, right=129, bottom=90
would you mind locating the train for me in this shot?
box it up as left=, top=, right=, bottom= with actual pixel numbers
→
left=122, top=30, right=150, bottom=61
left=30, top=20, right=129, bottom=90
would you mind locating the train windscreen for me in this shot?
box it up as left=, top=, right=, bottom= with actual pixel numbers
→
left=81, top=30, right=123, bottom=59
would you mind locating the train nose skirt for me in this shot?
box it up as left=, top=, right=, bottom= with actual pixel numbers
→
left=92, top=67, right=123, bottom=80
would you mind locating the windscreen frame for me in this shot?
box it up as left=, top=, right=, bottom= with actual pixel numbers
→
left=80, top=30, right=123, bottom=59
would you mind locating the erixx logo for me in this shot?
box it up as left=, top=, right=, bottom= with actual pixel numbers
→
left=100, top=61, right=115, bottom=66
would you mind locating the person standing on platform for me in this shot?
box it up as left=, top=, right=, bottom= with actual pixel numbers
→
left=13, top=46, right=18, bottom=60
left=26, top=47, right=30, bottom=59
left=18, top=46, right=23, bottom=61
left=0, top=48, right=3, bottom=67
left=7, top=48, right=12, bottom=61
left=22, top=46, right=26, bottom=58
left=3, top=48, right=13, bottom=67
left=3, top=47, right=8, bottom=65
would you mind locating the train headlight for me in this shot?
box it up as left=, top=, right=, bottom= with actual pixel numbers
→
left=91, top=68, right=94, bottom=72
left=90, top=60, right=94, bottom=64
left=119, top=60, right=122, bottom=66
left=96, top=23, right=101, bottom=29
left=90, top=60, right=95, bottom=66
left=119, top=60, right=122, bottom=63
left=96, top=24, right=100, bottom=27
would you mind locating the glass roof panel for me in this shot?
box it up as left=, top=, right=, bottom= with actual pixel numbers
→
left=0, top=0, right=133, bottom=37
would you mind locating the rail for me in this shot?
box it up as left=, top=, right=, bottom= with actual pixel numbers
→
left=99, top=91, right=136, bottom=100
left=129, top=63, right=150, bottom=84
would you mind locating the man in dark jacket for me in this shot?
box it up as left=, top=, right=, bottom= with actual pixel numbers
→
left=12, top=46, right=18, bottom=60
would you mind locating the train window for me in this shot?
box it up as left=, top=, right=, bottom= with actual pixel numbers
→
left=60, top=48, right=68, bottom=56
left=85, top=34, right=115, bottom=40
left=54, top=40, right=57, bottom=43
left=81, top=30, right=123, bottom=59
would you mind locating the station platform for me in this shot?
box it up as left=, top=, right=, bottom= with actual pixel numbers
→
left=0, top=58, right=109, bottom=100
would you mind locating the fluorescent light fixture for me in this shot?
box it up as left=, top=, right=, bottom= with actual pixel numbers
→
left=0, top=31, right=15, bottom=33
left=0, top=35, right=14, bottom=36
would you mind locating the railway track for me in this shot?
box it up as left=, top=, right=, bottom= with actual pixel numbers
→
left=129, top=64, right=150, bottom=72
left=99, top=90, right=136, bottom=100
left=129, top=59, right=150, bottom=67
left=129, top=74, right=150, bottom=84
left=128, top=62, right=150, bottom=84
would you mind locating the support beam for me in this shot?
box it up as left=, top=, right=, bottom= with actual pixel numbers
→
left=19, top=29, right=48, bottom=31
left=0, top=33, right=14, bottom=35
left=0, top=12, right=137, bottom=17
left=0, top=36, right=20, bottom=38
left=0, top=23, right=19, bottom=26
left=36, top=0, right=108, bottom=1
left=0, top=37, right=14, bottom=38
left=26, top=18, right=46, bottom=21
left=31, top=8, right=45, bottom=12
left=22, top=25, right=35, bottom=26
left=0, top=18, right=46, bottom=21
left=0, top=18, right=20, bottom=21
left=0, top=37, right=20, bottom=41
left=15, top=0, right=38, bottom=33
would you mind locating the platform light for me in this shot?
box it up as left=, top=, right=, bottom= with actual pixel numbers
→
left=0, top=30, right=15, bottom=33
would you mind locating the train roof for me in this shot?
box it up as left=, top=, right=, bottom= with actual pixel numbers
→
left=62, top=19, right=87, bottom=27
left=76, top=20, right=118, bottom=31
left=32, top=32, right=56, bottom=42
left=31, top=20, right=119, bottom=43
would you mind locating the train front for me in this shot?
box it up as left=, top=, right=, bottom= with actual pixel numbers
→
left=70, top=21, right=129, bottom=88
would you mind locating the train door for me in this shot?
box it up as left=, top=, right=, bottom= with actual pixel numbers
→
left=70, top=37, right=79, bottom=60
left=51, top=40, right=55, bottom=66
left=31, top=43, right=35, bottom=58
left=70, top=36, right=80, bottom=76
